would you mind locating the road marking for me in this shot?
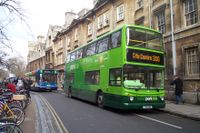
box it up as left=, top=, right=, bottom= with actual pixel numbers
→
left=136, top=114, right=183, bottom=130
left=39, top=94, right=69, bottom=133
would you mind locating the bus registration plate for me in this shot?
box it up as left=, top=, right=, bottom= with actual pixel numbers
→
left=142, top=105, right=152, bottom=109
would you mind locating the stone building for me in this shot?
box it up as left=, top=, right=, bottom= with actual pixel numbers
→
left=53, top=12, right=77, bottom=87
left=27, top=0, right=200, bottom=103
left=53, top=0, right=199, bottom=103
left=45, top=25, right=62, bottom=69
left=27, top=36, right=46, bottom=72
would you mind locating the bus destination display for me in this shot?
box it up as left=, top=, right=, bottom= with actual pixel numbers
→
left=127, top=49, right=164, bottom=65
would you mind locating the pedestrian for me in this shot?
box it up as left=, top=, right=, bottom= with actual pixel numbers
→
left=22, top=77, right=31, bottom=99
left=16, top=77, right=24, bottom=90
left=171, top=75, right=184, bottom=104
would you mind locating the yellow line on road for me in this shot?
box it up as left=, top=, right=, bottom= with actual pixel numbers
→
left=39, top=94, right=69, bottom=133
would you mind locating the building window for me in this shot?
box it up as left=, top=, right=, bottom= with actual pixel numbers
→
left=87, top=23, right=92, bottom=36
left=67, top=38, right=71, bottom=47
left=116, top=4, right=124, bottom=22
left=184, top=0, right=198, bottom=26
left=137, top=0, right=143, bottom=9
left=103, top=11, right=110, bottom=26
left=98, top=15, right=104, bottom=29
left=57, top=54, right=63, bottom=65
left=48, top=36, right=51, bottom=40
left=135, top=17, right=144, bottom=26
left=184, top=46, right=200, bottom=78
left=60, top=39, right=63, bottom=48
left=156, top=11, right=165, bottom=33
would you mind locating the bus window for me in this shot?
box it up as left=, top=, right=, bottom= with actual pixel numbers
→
left=43, top=74, right=57, bottom=83
left=123, top=66, right=163, bottom=89
left=128, top=27, right=162, bottom=50
left=35, top=74, right=40, bottom=82
left=66, top=54, right=70, bottom=63
left=82, top=46, right=87, bottom=57
left=68, top=73, right=74, bottom=85
left=96, top=37, right=109, bottom=53
left=110, top=30, right=121, bottom=49
left=85, top=71, right=100, bottom=84
left=109, top=68, right=122, bottom=86
left=77, top=49, right=83, bottom=59
left=86, top=43, right=96, bottom=56
left=70, top=52, right=76, bottom=61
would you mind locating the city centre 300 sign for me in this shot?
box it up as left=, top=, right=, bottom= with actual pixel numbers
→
left=127, top=49, right=164, bottom=65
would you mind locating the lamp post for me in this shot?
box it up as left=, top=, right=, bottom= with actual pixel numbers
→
left=170, top=0, right=177, bottom=75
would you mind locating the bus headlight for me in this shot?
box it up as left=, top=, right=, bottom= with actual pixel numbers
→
left=160, top=97, right=164, bottom=101
left=130, top=97, right=134, bottom=101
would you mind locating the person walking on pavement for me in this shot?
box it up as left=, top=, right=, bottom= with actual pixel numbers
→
left=171, top=75, right=184, bottom=104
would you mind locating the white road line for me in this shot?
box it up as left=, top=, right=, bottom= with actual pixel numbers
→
left=136, top=114, right=183, bottom=130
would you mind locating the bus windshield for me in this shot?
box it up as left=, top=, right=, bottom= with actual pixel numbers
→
left=127, top=27, right=163, bottom=50
left=42, top=74, right=57, bottom=83
left=123, top=66, right=164, bottom=90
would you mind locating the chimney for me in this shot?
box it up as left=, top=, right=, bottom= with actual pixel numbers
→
left=64, top=11, right=77, bottom=27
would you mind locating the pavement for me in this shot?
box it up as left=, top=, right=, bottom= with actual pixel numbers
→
left=20, top=100, right=36, bottom=133
left=160, top=101, right=200, bottom=121
left=21, top=92, right=200, bottom=133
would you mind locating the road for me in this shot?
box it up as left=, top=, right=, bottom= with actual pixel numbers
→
left=37, top=91, right=200, bottom=133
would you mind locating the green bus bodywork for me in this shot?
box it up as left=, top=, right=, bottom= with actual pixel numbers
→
left=65, top=24, right=165, bottom=109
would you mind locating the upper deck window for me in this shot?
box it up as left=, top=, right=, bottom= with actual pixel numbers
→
left=127, top=27, right=163, bottom=51
left=110, top=30, right=121, bottom=49
left=96, top=37, right=109, bottom=53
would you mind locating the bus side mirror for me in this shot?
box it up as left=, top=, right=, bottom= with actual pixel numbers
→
left=40, top=74, right=43, bottom=82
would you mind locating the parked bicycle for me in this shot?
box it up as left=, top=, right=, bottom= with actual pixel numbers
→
left=0, top=121, right=23, bottom=133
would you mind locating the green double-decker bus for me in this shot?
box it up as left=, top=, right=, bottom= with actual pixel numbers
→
left=65, top=24, right=165, bottom=110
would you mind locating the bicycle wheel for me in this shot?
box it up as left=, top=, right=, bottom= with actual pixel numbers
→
left=0, top=123, right=23, bottom=133
left=8, top=107, right=25, bottom=125
left=8, top=101, right=23, bottom=110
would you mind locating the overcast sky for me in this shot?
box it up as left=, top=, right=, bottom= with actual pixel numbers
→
left=1, top=0, right=93, bottom=61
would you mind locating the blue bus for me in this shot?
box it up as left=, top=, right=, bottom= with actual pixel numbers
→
left=25, top=69, right=58, bottom=91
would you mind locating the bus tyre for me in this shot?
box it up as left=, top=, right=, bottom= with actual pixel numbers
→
left=97, top=92, right=104, bottom=108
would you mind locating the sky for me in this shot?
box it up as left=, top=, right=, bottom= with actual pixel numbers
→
left=1, top=0, right=94, bottom=62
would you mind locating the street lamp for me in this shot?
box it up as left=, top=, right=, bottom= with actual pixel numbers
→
left=170, top=0, right=177, bottom=75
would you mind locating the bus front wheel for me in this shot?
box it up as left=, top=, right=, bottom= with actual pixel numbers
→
left=97, top=92, right=104, bottom=108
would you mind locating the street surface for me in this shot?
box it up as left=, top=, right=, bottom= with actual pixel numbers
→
left=35, top=91, right=200, bottom=133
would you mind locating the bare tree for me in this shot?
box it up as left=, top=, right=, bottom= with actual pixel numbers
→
left=0, top=0, right=28, bottom=71
left=0, top=51, right=8, bottom=68
left=6, top=57, right=26, bottom=77
left=0, top=0, right=26, bottom=47
left=0, top=69, right=9, bottom=80
left=0, top=51, right=8, bottom=79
